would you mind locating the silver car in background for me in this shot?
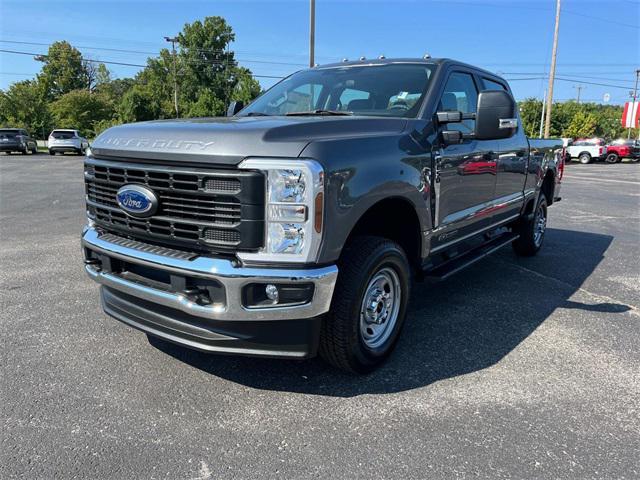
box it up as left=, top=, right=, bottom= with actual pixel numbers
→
left=48, top=129, right=90, bottom=155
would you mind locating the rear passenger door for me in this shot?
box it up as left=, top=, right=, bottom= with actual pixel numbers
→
left=480, top=77, right=529, bottom=223
left=431, top=70, right=499, bottom=250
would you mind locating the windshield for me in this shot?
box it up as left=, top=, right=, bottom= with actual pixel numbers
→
left=51, top=131, right=76, bottom=139
left=240, top=63, right=436, bottom=118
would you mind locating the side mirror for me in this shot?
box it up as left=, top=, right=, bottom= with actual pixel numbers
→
left=475, top=90, right=517, bottom=140
left=227, top=100, right=244, bottom=117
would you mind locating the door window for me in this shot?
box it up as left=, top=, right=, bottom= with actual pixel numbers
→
left=439, top=72, right=478, bottom=133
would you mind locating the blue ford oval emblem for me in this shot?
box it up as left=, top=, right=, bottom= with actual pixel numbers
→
left=116, top=184, right=158, bottom=217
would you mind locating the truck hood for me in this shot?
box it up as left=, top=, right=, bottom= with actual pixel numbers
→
left=90, top=116, right=408, bottom=166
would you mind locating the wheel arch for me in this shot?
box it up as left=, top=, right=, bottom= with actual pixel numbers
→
left=342, top=196, right=423, bottom=273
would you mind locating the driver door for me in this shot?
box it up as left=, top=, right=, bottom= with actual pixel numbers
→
left=431, top=71, right=499, bottom=251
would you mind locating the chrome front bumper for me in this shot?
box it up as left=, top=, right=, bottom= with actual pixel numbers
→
left=82, top=226, right=338, bottom=322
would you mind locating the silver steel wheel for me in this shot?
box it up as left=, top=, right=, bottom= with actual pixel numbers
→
left=533, top=203, right=547, bottom=247
left=359, top=267, right=401, bottom=349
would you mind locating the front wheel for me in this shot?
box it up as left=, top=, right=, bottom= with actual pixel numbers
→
left=513, top=195, right=547, bottom=257
left=319, top=236, right=411, bottom=373
left=579, top=153, right=591, bottom=164
left=605, top=153, right=619, bottom=164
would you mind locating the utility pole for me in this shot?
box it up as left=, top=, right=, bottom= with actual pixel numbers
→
left=539, top=89, right=546, bottom=138
left=164, top=36, right=179, bottom=118
left=628, top=69, right=640, bottom=139
left=544, top=0, right=561, bottom=138
left=573, top=84, right=585, bottom=104
left=309, top=0, right=315, bottom=68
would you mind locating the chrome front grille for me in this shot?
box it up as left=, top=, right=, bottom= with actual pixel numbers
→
left=84, top=158, right=265, bottom=252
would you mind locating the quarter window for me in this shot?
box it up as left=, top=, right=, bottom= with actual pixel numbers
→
left=482, top=78, right=507, bottom=91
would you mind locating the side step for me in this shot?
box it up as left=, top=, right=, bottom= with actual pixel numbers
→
left=425, top=232, right=519, bottom=280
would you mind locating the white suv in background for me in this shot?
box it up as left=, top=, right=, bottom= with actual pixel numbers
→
left=48, top=129, right=90, bottom=155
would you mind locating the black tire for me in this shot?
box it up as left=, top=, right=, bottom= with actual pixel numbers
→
left=22, top=145, right=31, bottom=155
left=49, top=150, right=55, bottom=156
left=512, top=195, right=548, bottom=257
left=578, top=152, right=591, bottom=164
left=605, top=153, right=619, bottom=164
left=319, top=236, right=411, bottom=373
left=31, top=145, right=38, bottom=154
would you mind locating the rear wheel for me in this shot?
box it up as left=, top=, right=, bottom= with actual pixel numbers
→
left=579, top=152, right=591, bottom=164
left=22, top=145, right=31, bottom=155
left=605, top=153, right=619, bottom=164
left=513, top=195, right=547, bottom=257
left=319, top=236, right=411, bottom=373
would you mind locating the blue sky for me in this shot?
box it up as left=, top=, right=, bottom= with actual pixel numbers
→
left=0, top=0, right=638, bottom=104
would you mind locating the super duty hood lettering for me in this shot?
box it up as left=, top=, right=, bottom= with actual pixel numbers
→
left=94, top=136, right=216, bottom=151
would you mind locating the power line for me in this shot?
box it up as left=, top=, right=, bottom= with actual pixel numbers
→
left=502, top=73, right=637, bottom=82
left=0, top=39, right=310, bottom=66
left=504, top=75, right=634, bottom=90
left=0, top=48, right=147, bottom=67
left=562, top=8, right=640, bottom=29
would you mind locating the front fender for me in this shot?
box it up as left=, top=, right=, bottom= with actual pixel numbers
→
left=301, top=134, right=431, bottom=264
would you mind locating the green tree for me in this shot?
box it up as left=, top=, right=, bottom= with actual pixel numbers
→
left=563, top=110, right=598, bottom=138
left=118, top=84, right=163, bottom=122
left=128, top=16, right=262, bottom=119
left=49, top=90, right=114, bottom=137
left=518, top=98, right=543, bottom=138
left=231, top=67, right=261, bottom=104
left=0, top=80, right=52, bottom=138
left=36, top=41, right=87, bottom=99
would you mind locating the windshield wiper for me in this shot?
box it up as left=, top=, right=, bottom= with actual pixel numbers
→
left=245, top=112, right=272, bottom=117
left=285, top=110, right=353, bottom=116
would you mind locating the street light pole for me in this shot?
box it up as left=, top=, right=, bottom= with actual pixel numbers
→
left=164, top=36, right=179, bottom=118
left=573, top=84, right=584, bottom=104
left=544, top=0, right=561, bottom=138
left=309, top=0, right=315, bottom=68
left=539, top=90, right=546, bottom=138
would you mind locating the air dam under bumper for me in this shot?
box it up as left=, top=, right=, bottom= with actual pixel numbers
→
left=82, top=226, right=338, bottom=358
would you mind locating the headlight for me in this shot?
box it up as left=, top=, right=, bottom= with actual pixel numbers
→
left=238, top=158, right=324, bottom=264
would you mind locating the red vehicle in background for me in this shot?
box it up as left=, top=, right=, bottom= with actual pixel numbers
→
left=604, top=139, right=640, bottom=163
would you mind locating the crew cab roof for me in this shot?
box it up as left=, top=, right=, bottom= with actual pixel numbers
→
left=315, top=57, right=506, bottom=84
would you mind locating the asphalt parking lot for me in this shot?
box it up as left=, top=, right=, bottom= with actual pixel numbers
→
left=1, top=154, right=639, bottom=479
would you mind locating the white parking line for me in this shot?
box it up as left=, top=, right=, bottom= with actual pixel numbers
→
left=564, top=177, right=640, bottom=186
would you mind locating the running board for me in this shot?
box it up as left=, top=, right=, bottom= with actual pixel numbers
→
left=425, top=232, right=519, bottom=280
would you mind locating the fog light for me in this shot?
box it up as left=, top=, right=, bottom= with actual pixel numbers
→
left=265, top=284, right=279, bottom=303
left=242, top=283, right=315, bottom=308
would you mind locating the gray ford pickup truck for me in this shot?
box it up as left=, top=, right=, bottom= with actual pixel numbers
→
left=82, top=58, right=563, bottom=373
